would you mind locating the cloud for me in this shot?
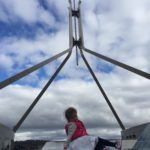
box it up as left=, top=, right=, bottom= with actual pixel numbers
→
left=0, top=54, right=14, bottom=71
left=0, top=28, right=69, bottom=82
left=1, top=73, right=150, bottom=140
left=45, top=0, right=68, bottom=19
left=82, top=0, right=150, bottom=72
left=0, top=0, right=56, bottom=26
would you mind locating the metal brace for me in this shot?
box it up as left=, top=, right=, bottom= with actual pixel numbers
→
left=73, top=38, right=82, bottom=48
left=72, top=10, right=79, bottom=18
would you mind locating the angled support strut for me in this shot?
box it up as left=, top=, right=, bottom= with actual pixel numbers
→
left=80, top=49, right=126, bottom=130
left=70, top=0, right=126, bottom=130
left=0, top=49, right=71, bottom=89
left=13, top=49, right=72, bottom=132
left=83, top=47, right=150, bottom=80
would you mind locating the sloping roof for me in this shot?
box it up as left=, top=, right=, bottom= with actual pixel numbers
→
left=0, top=122, right=14, bottom=139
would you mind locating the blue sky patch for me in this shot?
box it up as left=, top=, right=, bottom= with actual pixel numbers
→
left=38, top=0, right=65, bottom=23
left=0, top=70, right=8, bottom=82
left=96, top=60, right=114, bottom=73
left=0, top=21, right=57, bottom=40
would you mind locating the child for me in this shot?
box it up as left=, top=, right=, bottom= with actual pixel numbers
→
left=64, top=107, right=121, bottom=150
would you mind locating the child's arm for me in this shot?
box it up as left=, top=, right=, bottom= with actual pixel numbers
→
left=64, top=122, right=76, bottom=149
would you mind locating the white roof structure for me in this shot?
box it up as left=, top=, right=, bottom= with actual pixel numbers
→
left=0, top=123, right=14, bottom=150
left=42, top=141, right=64, bottom=150
left=122, top=122, right=150, bottom=149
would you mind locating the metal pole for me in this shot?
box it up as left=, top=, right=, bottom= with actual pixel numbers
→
left=69, top=0, right=79, bottom=65
left=78, top=0, right=84, bottom=47
left=80, top=49, right=126, bottom=130
left=73, top=0, right=79, bottom=66
left=83, top=47, right=150, bottom=80
left=13, top=49, right=72, bottom=132
left=68, top=0, right=73, bottom=48
left=0, top=48, right=71, bottom=89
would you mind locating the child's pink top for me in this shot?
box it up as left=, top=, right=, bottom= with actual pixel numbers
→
left=65, top=119, right=88, bottom=146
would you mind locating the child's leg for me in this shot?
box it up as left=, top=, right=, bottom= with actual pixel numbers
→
left=94, top=140, right=105, bottom=150
left=94, top=137, right=116, bottom=150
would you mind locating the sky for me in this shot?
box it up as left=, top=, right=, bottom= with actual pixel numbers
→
left=0, top=0, right=150, bottom=141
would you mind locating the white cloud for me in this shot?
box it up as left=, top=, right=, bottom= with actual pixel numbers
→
left=1, top=72, right=150, bottom=140
left=82, top=0, right=150, bottom=73
left=0, top=54, right=14, bottom=71
left=0, top=8, right=9, bottom=22
left=46, top=0, right=68, bottom=18
left=0, top=28, right=69, bottom=79
left=0, top=0, right=56, bottom=26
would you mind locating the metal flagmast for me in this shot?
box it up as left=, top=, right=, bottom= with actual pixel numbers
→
left=0, top=0, right=150, bottom=133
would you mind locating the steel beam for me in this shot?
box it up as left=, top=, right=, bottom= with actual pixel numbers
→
left=0, top=49, right=71, bottom=89
left=77, top=1, right=84, bottom=47
left=80, top=49, right=125, bottom=130
left=68, top=0, right=73, bottom=48
left=73, top=0, right=79, bottom=66
left=13, top=49, right=72, bottom=132
left=83, top=47, right=150, bottom=80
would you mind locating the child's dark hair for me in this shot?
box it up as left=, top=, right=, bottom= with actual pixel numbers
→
left=65, top=107, right=77, bottom=121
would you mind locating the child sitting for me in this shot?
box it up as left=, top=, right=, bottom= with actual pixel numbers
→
left=64, top=107, right=121, bottom=150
